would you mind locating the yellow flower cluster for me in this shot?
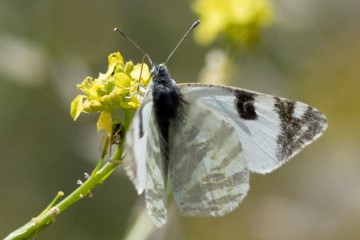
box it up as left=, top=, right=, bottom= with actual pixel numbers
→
left=70, top=52, right=150, bottom=134
left=192, top=0, right=273, bottom=47
left=71, top=52, right=150, bottom=120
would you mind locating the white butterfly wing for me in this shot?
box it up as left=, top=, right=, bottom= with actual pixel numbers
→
left=124, top=95, right=152, bottom=194
left=169, top=99, right=250, bottom=216
left=178, top=83, right=328, bottom=174
left=124, top=92, right=167, bottom=226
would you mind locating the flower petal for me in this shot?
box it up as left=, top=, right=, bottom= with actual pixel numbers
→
left=97, top=111, right=113, bottom=134
left=70, top=95, right=86, bottom=120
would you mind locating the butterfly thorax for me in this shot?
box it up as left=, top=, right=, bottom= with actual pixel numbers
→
left=151, top=64, right=183, bottom=177
left=151, top=64, right=182, bottom=121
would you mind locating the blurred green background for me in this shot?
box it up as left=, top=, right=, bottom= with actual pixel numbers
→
left=1, top=0, right=359, bottom=239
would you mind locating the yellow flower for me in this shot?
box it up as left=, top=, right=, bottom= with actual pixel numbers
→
left=70, top=52, right=150, bottom=134
left=192, top=0, right=273, bottom=47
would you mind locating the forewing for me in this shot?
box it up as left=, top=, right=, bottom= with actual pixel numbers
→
left=124, top=94, right=153, bottom=194
left=178, top=83, right=328, bottom=174
left=124, top=92, right=167, bottom=226
left=169, top=100, right=249, bottom=216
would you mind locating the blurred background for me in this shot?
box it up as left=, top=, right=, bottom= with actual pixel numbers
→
left=1, top=0, right=359, bottom=239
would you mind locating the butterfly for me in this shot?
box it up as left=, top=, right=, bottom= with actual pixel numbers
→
left=122, top=21, right=328, bottom=227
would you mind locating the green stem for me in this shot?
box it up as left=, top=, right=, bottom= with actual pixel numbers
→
left=4, top=146, right=123, bottom=240
left=4, top=107, right=135, bottom=240
left=39, top=191, right=64, bottom=216
left=122, top=109, right=134, bottom=131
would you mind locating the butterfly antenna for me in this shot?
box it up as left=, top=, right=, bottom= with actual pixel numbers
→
left=164, top=20, right=200, bottom=65
left=114, top=27, right=153, bottom=65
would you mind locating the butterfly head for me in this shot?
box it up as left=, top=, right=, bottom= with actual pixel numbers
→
left=150, top=64, right=173, bottom=85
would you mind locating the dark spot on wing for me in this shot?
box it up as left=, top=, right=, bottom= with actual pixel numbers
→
left=138, top=104, right=144, bottom=138
left=234, top=90, right=258, bottom=120
left=274, top=97, right=327, bottom=161
left=275, top=97, right=300, bottom=161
